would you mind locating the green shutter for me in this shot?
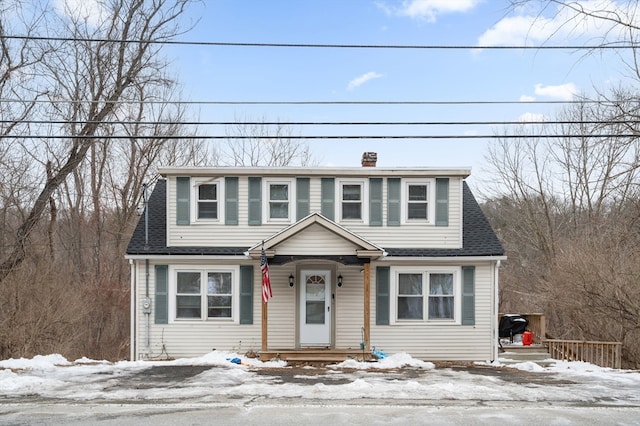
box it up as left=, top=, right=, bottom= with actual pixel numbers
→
left=461, top=266, right=475, bottom=325
left=296, top=177, right=310, bottom=220
left=239, top=265, right=254, bottom=324
left=225, top=177, right=239, bottom=225
left=369, top=178, right=383, bottom=226
left=376, top=266, right=390, bottom=325
left=154, top=265, right=168, bottom=324
left=387, top=178, right=400, bottom=226
left=435, top=178, right=449, bottom=226
left=248, top=177, right=262, bottom=225
left=321, top=178, right=335, bottom=220
left=176, top=177, right=190, bottom=225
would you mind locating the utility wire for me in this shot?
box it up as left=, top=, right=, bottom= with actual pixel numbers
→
left=0, top=98, right=619, bottom=105
left=4, top=35, right=638, bottom=50
left=2, top=134, right=637, bottom=140
left=4, top=120, right=639, bottom=126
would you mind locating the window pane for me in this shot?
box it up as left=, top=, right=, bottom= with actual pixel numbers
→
left=306, top=301, right=325, bottom=324
left=207, top=273, right=232, bottom=294
left=398, top=297, right=423, bottom=320
left=408, top=203, right=427, bottom=219
left=177, top=295, right=201, bottom=318
left=270, top=202, right=289, bottom=219
left=342, top=203, right=361, bottom=219
left=270, top=184, right=288, bottom=201
left=198, top=201, right=218, bottom=219
left=208, top=295, right=232, bottom=318
left=342, top=184, right=361, bottom=201
left=199, top=184, right=217, bottom=200
left=430, top=274, right=453, bottom=295
left=428, top=296, right=454, bottom=319
left=398, top=274, right=422, bottom=295
left=177, top=272, right=200, bottom=294
left=409, top=185, right=427, bottom=201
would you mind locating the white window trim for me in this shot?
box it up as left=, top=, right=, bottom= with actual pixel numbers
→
left=389, top=266, right=461, bottom=325
left=191, top=177, right=225, bottom=223
left=401, top=178, right=435, bottom=225
left=262, top=178, right=295, bottom=223
left=336, top=178, right=368, bottom=223
left=168, top=265, right=240, bottom=323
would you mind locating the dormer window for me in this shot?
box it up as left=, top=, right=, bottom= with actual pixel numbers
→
left=407, top=184, right=428, bottom=220
left=341, top=183, right=362, bottom=220
left=197, top=183, right=218, bottom=219
left=269, top=183, right=289, bottom=219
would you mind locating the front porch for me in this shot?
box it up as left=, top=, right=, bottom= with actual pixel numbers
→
left=259, top=348, right=373, bottom=363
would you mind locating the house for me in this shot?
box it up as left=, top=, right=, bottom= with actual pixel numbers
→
left=125, top=153, right=505, bottom=362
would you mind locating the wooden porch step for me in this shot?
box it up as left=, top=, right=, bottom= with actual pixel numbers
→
left=260, top=349, right=371, bottom=363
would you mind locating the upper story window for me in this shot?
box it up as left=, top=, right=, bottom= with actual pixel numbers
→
left=264, top=179, right=293, bottom=222
left=407, top=183, right=428, bottom=220
left=190, top=178, right=224, bottom=223
left=197, top=183, right=218, bottom=219
left=340, top=181, right=363, bottom=221
left=402, top=179, right=435, bottom=223
left=172, top=267, right=238, bottom=322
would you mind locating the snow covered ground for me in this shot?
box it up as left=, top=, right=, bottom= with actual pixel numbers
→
left=1, top=351, right=639, bottom=425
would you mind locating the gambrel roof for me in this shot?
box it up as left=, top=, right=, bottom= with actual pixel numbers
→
left=126, top=179, right=504, bottom=258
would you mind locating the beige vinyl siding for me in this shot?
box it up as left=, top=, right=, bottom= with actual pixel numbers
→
left=134, top=260, right=262, bottom=360
left=334, top=267, right=366, bottom=349
left=263, top=268, right=296, bottom=349
left=369, top=262, right=496, bottom=361
left=166, top=176, right=463, bottom=249
left=276, top=223, right=359, bottom=255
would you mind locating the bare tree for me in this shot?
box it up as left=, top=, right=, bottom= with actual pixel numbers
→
left=485, top=95, right=640, bottom=367
left=223, top=114, right=317, bottom=166
left=0, top=0, right=197, bottom=282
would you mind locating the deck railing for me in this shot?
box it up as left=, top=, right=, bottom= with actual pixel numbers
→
left=545, top=339, right=622, bottom=369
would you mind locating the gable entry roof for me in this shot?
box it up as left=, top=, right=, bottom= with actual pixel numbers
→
left=126, top=179, right=504, bottom=258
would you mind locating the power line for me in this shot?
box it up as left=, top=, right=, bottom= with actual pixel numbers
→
left=0, top=98, right=617, bottom=106
left=4, top=119, right=639, bottom=126
left=5, top=35, right=638, bottom=50
left=2, top=134, right=637, bottom=140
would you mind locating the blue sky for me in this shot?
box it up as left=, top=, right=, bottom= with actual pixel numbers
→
left=71, top=0, right=634, bottom=186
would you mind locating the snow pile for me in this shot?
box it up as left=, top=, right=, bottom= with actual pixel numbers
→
left=331, top=352, right=435, bottom=370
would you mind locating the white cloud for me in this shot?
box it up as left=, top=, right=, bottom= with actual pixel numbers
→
left=477, top=0, right=634, bottom=46
left=518, top=112, right=546, bottom=122
left=379, top=0, right=481, bottom=22
left=534, top=82, right=578, bottom=100
left=53, top=0, right=107, bottom=28
left=347, top=72, right=383, bottom=91
left=520, top=95, right=536, bottom=102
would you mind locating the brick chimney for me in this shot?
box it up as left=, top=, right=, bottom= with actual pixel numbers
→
left=361, top=152, right=377, bottom=167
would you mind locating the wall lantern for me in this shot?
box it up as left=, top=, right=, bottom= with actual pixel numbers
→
left=337, top=274, right=343, bottom=288
left=289, top=274, right=295, bottom=287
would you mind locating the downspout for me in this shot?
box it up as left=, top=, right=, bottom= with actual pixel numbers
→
left=129, top=259, right=136, bottom=361
left=143, top=183, right=151, bottom=350
left=492, top=259, right=501, bottom=362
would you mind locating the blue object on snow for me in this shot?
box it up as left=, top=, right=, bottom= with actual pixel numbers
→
left=227, top=357, right=242, bottom=364
left=372, top=349, right=387, bottom=359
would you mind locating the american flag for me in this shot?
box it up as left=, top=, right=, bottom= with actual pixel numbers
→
left=261, top=248, right=273, bottom=303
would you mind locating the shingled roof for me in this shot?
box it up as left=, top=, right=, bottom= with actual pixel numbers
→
left=126, top=179, right=504, bottom=257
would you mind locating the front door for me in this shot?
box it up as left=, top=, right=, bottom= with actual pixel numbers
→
left=299, top=269, right=331, bottom=347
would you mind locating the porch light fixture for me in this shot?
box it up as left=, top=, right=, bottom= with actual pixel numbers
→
left=337, top=274, right=343, bottom=287
left=289, top=274, right=294, bottom=287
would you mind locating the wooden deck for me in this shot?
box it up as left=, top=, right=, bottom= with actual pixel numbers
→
left=260, top=348, right=372, bottom=363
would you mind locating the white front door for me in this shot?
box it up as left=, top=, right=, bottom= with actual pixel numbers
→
left=299, top=269, right=331, bottom=346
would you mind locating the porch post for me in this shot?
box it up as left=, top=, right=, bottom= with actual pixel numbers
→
left=262, top=300, right=268, bottom=352
left=363, top=263, right=371, bottom=351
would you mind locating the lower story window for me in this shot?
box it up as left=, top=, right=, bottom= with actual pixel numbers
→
left=175, top=269, right=234, bottom=320
left=394, top=269, right=458, bottom=322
